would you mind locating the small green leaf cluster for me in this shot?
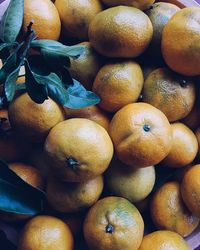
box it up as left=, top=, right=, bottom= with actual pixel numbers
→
left=0, top=0, right=100, bottom=108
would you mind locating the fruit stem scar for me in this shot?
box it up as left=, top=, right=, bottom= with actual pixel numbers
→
left=105, top=224, right=114, bottom=234
left=145, top=5, right=154, bottom=11
left=65, top=156, right=79, bottom=170
left=143, top=124, right=151, bottom=132
left=180, top=79, right=187, bottom=87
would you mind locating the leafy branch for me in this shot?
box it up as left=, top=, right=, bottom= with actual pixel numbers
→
left=0, top=0, right=100, bottom=109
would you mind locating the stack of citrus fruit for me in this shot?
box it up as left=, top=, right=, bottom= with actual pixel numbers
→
left=1, top=0, right=200, bottom=249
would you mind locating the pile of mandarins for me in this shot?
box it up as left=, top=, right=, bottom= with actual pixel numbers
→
left=1, top=0, right=200, bottom=249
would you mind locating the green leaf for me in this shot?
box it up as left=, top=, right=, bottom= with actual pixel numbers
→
left=0, top=43, right=14, bottom=51
left=60, top=67, right=73, bottom=87
left=31, top=40, right=85, bottom=57
left=0, top=42, right=18, bottom=61
left=28, top=55, right=51, bottom=76
left=4, top=65, right=20, bottom=101
left=41, top=45, right=85, bottom=59
left=0, top=0, right=24, bottom=43
left=31, top=40, right=85, bottom=69
left=65, top=79, right=100, bottom=109
left=0, top=43, right=25, bottom=102
left=0, top=42, right=23, bottom=82
left=0, top=50, right=18, bottom=85
left=46, top=73, right=69, bottom=105
left=63, top=45, right=85, bottom=58
left=0, top=160, right=45, bottom=214
left=16, top=82, right=26, bottom=91
left=25, top=60, right=48, bottom=104
left=40, top=47, right=70, bottom=69
left=31, top=39, right=62, bottom=49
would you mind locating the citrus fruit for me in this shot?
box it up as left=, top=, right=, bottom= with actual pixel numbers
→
left=109, top=103, right=172, bottom=168
left=8, top=93, right=65, bottom=142
left=68, top=41, right=103, bottom=90
left=92, top=61, right=144, bottom=112
left=47, top=175, right=103, bottom=213
left=18, top=215, right=74, bottom=250
left=143, top=67, right=196, bottom=122
left=9, top=162, right=45, bottom=190
left=181, top=164, right=200, bottom=217
left=22, top=0, right=61, bottom=40
left=88, top=6, right=153, bottom=58
left=44, top=118, right=113, bottom=182
left=161, top=123, right=198, bottom=168
left=55, top=0, right=102, bottom=40
left=151, top=181, right=199, bottom=237
left=65, top=105, right=110, bottom=132
left=101, top=0, right=155, bottom=10
left=195, top=127, right=200, bottom=156
left=145, top=2, right=180, bottom=56
left=182, top=100, right=200, bottom=131
left=162, top=7, right=200, bottom=76
left=83, top=196, right=144, bottom=250
left=139, top=230, right=191, bottom=250
left=105, top=158, right=155, bottom=203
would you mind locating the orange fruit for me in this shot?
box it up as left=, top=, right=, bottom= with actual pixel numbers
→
left=181, top=164, right=200, bottom=217
left=101, top=0, right=155, bottom=10
left=105, top=158, right=155, bottom=203
left=68, top=42, right=103, bottom=90
left=109, top=103, right=172, bottom=168
left=182, top=100, right=200, bottom=131
left=22, top=0, right=61, bottom=40
left=88, top=6, right=153, bottom=58
left=195, top=127, right=200, bottom=156
left=65, top=105, right=110, bottom=132
left=92, top=61, right=144, bottom=112
left=18, top=215, right=74, bottom=250
left=55, top=0, right=102, bottom=40
left=9, top=162, right=45, bottom=190
left=139, top=230, right=191, bottom=250
left=16, top=75, right=25, bottom=84
left=162, top=7, right=200, bottom=76
left=143, top=67, right=196, bottom=122
left=145, top=2, right=180, bottom=56
left=150, top=181, right=199, bottom=237
left=8, top=93, right=65, bottom=142
left=44, top=118, right=113, bottom=182
left=47, top=175, right=103, bottom=213
left=83, top=196, right=144, bottom=250
left=161, top=123, right=198, bottom=168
